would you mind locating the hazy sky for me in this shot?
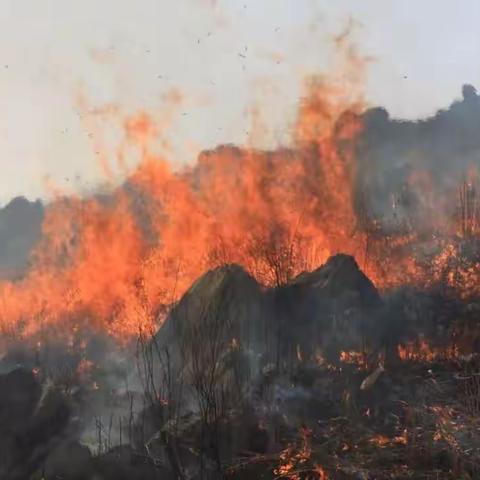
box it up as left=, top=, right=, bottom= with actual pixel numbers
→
left=0, top=0, right=479, bottom=203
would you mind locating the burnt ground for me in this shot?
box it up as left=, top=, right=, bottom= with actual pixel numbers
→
left=0, top=254, right=480, bottom=479
left=0, top=356, right=479, bottom=479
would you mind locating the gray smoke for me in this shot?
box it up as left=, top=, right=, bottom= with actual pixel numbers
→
left=354, top=84, right=480, bottom=233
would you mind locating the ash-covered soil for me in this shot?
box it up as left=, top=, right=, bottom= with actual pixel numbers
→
left=1, top=254, right=480, bottom=479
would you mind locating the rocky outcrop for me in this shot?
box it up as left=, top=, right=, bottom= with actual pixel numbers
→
left=273, top=253, right=384, bottom=367
left=151, top=254, right=384, bottom=400
left=151, top=264, right=266, bottom=411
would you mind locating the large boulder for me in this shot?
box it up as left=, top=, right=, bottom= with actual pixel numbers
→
left=0, top=368, right=70, bottom=479
left=151, top=255, right=384, bottom=397
left=31, top=441, right=95, bottom=480
left=272, top=254, right=383, bottom=367
left=144, top=255, right=384, bottom=472
left=151, top=264, right=266, bottom=406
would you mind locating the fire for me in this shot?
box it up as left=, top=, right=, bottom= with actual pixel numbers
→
left=369, top=430, right=408, bottom=448
left=314, top=465, right=329, bottom=480
left=0, top=56, right=478, bottom=345
left=339, top=350, right=366, bottom=368
left=0, top=76, right=376, bottom=343
left=369, top=435, right=390, bottom=448
left=397, top=340, right=458, bottom=363
left=274, top=427, right=329, bottom=480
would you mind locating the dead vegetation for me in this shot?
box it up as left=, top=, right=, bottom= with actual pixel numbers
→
left=2, top=255, right=480, bottom=479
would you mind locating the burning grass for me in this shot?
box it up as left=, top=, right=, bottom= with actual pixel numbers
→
left=2, top=74, right=480, bottom=348
left=225, top=356, right=480, bottom=480
left=1, top=44, right=480, bottom=479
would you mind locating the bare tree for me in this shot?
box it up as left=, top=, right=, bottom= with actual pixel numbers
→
left=136, top=329, right=187, bottom=480
left=174, top=280, right=250, bottom=479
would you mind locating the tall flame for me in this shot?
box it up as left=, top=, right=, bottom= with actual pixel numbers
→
left=0, top=70, right=479, bottom=345
left=0, top=76, right=374, bottom=342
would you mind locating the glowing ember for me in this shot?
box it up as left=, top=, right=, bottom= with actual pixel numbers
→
left=339, top=350, right=366, bottom=367
left=369, top=430, right=407, bottom=448
left=314, top=465, right=329, bottom=480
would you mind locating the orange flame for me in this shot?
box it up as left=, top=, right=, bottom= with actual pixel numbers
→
left=339, top=350, right=366, bottom=367
left=0, top=76, right=375, bottom=343
left=397, top=340, right=458, bottom=363
left=0, top=60, right=478, bottom=346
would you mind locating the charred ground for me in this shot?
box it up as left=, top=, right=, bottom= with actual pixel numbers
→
left=1, top=254, right=479, bottom=479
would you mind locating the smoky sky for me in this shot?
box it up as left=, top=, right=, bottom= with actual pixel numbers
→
left=1, top=0, right=479, bottom=203
left=353, top=85, right=480, bottom=232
